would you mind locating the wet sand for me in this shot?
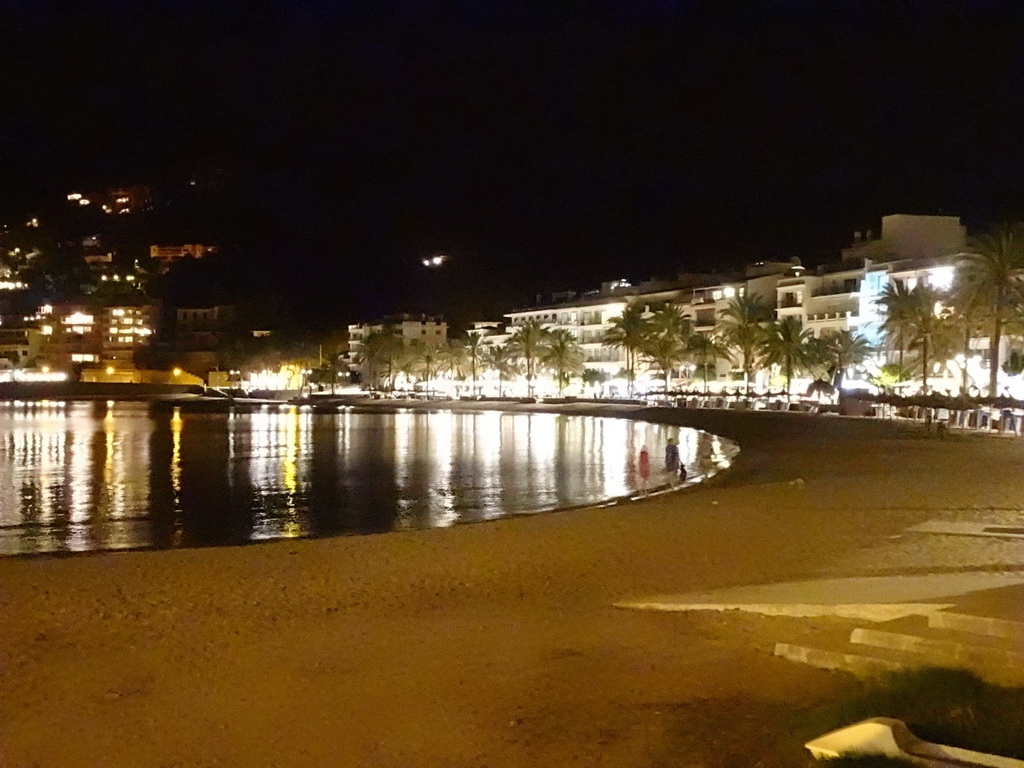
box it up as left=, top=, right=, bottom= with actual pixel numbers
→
left=3, top=405, right=1023, bottom=767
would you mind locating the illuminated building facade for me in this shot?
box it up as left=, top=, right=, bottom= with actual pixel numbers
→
left=503, top=265, right=794, bottom=392
left=101, top=304, right=157, bottom=365
left=66, top=185, right=152, bottom=215
left=35, top=304, right=102, bottom=372
left=346, top=314, right=448, bottom=384
left=498, top=214, right=981, bottom=395
left=149, top=243, right=217, bottom=272
left=32, top=302, right=159, bottom=374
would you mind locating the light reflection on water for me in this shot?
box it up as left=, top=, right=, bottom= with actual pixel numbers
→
left=0, top=402, right=737, bottom=556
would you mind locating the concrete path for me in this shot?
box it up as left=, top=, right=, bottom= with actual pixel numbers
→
left=616, top=571, right=1024, bottom=621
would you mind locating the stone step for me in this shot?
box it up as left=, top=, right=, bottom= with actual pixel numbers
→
left=774, top=642, right=906, bottom=677
left=928, top=611, right=1024, bottom=642
left=850, top=613, right=1024, bottom=657
left=849, top=627, right=1024, bottom=683
left=777, top=612, right=1024, bottom=684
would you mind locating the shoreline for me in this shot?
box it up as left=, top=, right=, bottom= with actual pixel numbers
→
left=1, top=400, right=738, bottom=560
left=3, top=407, right=1020, bottom=767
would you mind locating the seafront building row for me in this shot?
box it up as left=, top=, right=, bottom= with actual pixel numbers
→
left=0, top=211, right=1004, bottom=397
left=0, top=297, right=237, bottom=387
left=347, top=213, right=990, bottom=398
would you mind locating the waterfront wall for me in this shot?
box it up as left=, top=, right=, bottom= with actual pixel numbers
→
left=0, top=382, right=205, bottom=401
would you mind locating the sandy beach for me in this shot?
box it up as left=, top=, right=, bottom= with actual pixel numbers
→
left=3, top=405, right=1023, bottom=767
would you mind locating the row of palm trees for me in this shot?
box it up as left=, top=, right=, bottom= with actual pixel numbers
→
left=600, top=296, right=876, bottom=398
left=354, top=224, right=1024, bottom=399
left=589, top=224, right=1024, bottom=398
left=358, top=301, right=875, bottom=400
left=359, top=322, right=586, bottom=396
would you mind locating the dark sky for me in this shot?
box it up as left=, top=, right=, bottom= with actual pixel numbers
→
left=3, top=1, right=1024, bottom=326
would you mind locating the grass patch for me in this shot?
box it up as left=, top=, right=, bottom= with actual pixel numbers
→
left=808, top=667, right=1024, bottom=761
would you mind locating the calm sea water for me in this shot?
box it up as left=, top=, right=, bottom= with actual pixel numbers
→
left=0, top=402, right=736, bottom=556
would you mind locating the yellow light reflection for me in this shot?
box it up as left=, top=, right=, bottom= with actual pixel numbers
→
left=170, top=408, right=183, bottom=546
left=427, top=410, right=456, bottom=527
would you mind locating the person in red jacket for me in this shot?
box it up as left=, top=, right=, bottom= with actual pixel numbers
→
left=637, top=446, right=651, bottom=493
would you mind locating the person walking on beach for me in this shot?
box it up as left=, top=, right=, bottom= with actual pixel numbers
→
left=664, top=437, right=680, bottom=475
left=637, top=446, right=651, bottom=493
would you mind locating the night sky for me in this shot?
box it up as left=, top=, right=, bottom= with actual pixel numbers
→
left=4, top=2, right=1024, bottom=328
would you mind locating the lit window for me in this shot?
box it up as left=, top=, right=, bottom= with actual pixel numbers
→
left=41, top=325, right=52, bottom=335
left=112, top=308, right=125, bottom=316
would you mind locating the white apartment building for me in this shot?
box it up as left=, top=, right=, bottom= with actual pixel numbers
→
left=485, top=213, right=1009, bottom=397
left=772, top=214, right=975, bottom=392
left=346, top=314, right=448, bottom=384
left=505, top=278, right=695, bottom=382
left=776, top=213, right=967, bottom=340
left=501, top=264, right=796, bottom=393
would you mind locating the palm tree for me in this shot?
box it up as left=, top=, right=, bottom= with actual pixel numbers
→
left=510, top=320, right=551, bottom=396
left=642, top=303, right=691, bottom=395
left=902, top=283, right=954, bottom=393
left=877, top=280, right=915, bottom=368
left=438, top=339, right=468, bottom=394
left=581, top=368, right=610, bottom=395
left=957, top=224, right=1024, bottom=395
left=870, top=361, right=915, bottom=393
left=482, top=343, right=520, bottom=397
left=717, top=294, right=773, bottom=395
left=463, top=332, right=488, bottom=396
left=540, top=328, right=585, bottom=395
left=601, top=303, right=650, bottom=397
left=407, top=339, right=443, bottom=394
left=819, top=330, right=874, bottom=390
left=358, top=326, right=402, bottom=391
left=393, top=343, right=419, bottom=391
left=948, top=283, right=988, bottom=395
left=760, top=316, right=814, bottom=399
left=686, top=332, right=728, bottom=393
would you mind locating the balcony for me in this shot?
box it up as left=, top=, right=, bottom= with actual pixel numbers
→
left=777, top=298, right=801, bottom=309
left=807, top=311, right=859, bottom=322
